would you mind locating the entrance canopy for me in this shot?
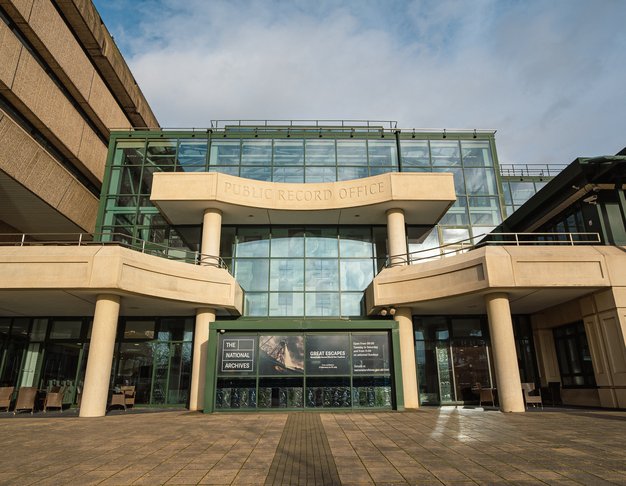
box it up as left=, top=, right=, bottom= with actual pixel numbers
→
left=150, top=172, right=455, bottom=225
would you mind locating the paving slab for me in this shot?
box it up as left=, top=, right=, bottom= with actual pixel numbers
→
left=0, top=407, right=625, bottom=485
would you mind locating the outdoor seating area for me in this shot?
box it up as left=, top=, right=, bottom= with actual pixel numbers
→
left=0, top=385, right=74, bottom=414
left=108, top=385, right=136, bottom=411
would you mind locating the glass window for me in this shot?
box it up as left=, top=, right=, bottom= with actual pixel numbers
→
left=468, top=197, right=502, bottom=226
left=368, top=140, right=397, bottom=167
left=400, top=140, right=430, bottom=167
left=337, top=166, right=368, bottom=181
left=432, top=167, right=465, bottom=195
left=341, top=293, right=364, bottom=316
left=273, top=140, right=304, bottom=166
left=336, top=140, right=367, bottom=166
left=305, top=166, right=336, bottom=183
left=209, top=165, right=240, bottom=176
left=440, top=198, right=469, bottom=225
left=237, top=228, right=270, bottom=257
left=270, top=259, right=304, bottom=292
left=430, top=141, right=461, bottom=166
left=145, top=140, right=176, bottom=168
left=369, top=166, right=397, bottom=176
left=124, top=320, right=155, bottom=340
left=271, top=228, right=304, bottom=257
left=209, top=140, right=241, bottom=165
left=305, top=259, right=339, bottom=291
left=235, top=259, right=269, bottom=291
left=305, top=228, right=338, bottom=257
left=339, top=227, right=373, bottom=257
left=340, top=259, right=374, bottom=291
left=407, top=227, right=441, bottom=263
left=49, top=320, right=82, bottom=340
left=305, top=140, right=336, bottom=166
left=241, top=139, right=272, bottom=165
left=441, top=227, right=470, bottom=244
left=113, top=140, right=144, bottom=166
left=305, top=292, right=340, bottom=316
left=177, top=140, right=207, bottom=169
left=245, top=293, right=269, bottom=316
left=269, top=293, right=304, bottom=316
left=273, top=166, right=304, bottom=183
left=553, top=322, right=596, bottom=387
left=503, top=181, right=513, bottom=205
left=509, top=181, right=536, bottom=206
left=461, top=140, right=493, bottom=167
left=240, top=166, right=271, bottom=181
left=464, top=167, right=497, bottom=195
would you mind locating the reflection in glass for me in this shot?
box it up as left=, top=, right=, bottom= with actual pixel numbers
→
left=244, top=293, right=269, bottom=317
left=305, top=228, right=338, bottom=257
left=269, top=293, right=304, bottom=316
left=430, top=141, right=461, bottom=166
left=235, top=259, right=269, bottom=291
left=461, top=140, right=492, bottom=167
left=305, top=166, right=336, bottom=183
left=305, top=140, right=336, bottom=166
left=341, top=293, right=363, bottom=316
left=469, top=197, right=501, bottom=226
left=464, top=168, right=497, bottom=195
left=368, top=140, right=397, bottom=167
left=337, top=166, right=368, bottom=181
left=236, top=228, right=270, bottom=257
left=400, top=140, right=430, bottom=167
left=258, top=377, right=303, bottom=408
left=273, top=139, right=304, bottom=166
left=305, top=292, right=340, bottom=316
left=216, top=378, right=257, bottom=409
left=240, top=165, right=271, bottom=181
left=241, top=139, right=271, bottom=165
left=352, top=377, right=392, bottom=407
left=305, top=259, right=339, bottom=291
left=306, top=377, right=351, bottom=408
left=270, top=228, right=304, bottom=257
left=340, top=260, right=374, bottom=291
left=339, top=227, right=373, bottom=257
left=209, top=140, right=240, bottom=165
left=272, top=166, right=304, bottom=183
left=270, top=259, right=304, bottom=291
left=336, top=140, right=367, bottom=165
left=432, top=167, right=465, bottom=195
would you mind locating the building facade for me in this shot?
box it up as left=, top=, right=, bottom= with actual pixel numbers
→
left=1, top=1, right=626, bottom=417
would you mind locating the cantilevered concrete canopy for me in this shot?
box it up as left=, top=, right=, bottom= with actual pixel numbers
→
left=150, top=172, right=456, bottom=225
left=365, top=245, right=626, bottom=315
left=0, top=246, right=244, bottom=316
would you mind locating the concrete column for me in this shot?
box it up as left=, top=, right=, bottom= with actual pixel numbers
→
left=485, top=292, right=525, bottom=412
left=189, top=307, right=216, bottom=411
left=80, top=294, right=120, bottom=418
left=395, top=307, right=419, bottom=408
left=201, top=209, right=222, bottom=266
left=386, top=208, right=408, bottom=266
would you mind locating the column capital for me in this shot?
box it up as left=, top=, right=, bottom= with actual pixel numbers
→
left=203, top=208, right=222, bottom=216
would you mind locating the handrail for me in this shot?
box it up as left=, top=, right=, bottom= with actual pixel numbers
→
left=499, top=164, right=567, bottom=177
left=0, top=233, right=227, bottom=270
left=385, top=232, right=602, bottom=267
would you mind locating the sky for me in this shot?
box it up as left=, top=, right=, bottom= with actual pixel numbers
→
left=93, top=0, right=626, bottom=166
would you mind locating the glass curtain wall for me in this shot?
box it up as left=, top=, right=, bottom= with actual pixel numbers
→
left=99, top=130, right=504, bottom=268
left=112, top=318, right=193, bottom=406
left=222, top=226, right=383, bottom=317
left=501, top=178, right=548, bottom=217
left=414, top=315, right=538, bottom=405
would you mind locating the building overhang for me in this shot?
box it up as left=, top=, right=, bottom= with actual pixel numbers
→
left=365, top=245, right=626, bottom=315
left=150, top=172, right=456, bottom=225
left=0, top=246, right=243, bottom=316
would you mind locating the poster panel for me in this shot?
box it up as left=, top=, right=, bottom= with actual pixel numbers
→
left=218, top=335, right=257, bottom=374
left=259, top=335, right=304, bottom=375
left=306, top=334, right=350, bottom=375
left=352, top=334, right=390, bottom=375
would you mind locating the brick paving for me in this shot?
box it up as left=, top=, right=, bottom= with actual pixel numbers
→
left=0, top=407, right=624, bottom=485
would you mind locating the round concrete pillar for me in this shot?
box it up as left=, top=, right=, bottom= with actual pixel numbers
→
left=386, top=208, right=407, bottom=266
left=201, top=209, right=222, bottom=266
left=189, top=307, right=216, bottom=411
left=80, top=294, right=120, bottom=417
left=395, top=307, right=419, bottom=409
left=484, top=292, right=525, bottom=412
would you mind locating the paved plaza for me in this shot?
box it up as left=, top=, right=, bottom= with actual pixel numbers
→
left=0, top=408, right=625, bottom=485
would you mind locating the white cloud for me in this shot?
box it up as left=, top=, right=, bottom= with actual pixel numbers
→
left=101, top=0, right=626, bottom=165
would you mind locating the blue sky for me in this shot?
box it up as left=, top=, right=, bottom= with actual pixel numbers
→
left=94, top=0, right=626, bottom=166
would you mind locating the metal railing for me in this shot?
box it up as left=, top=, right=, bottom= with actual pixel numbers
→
left=210, top=119, right=399, bottom=129
left=385, top=232, right=602, bottom=267
left=499, top=164, right=568, bottom=178
left=0, top=233, right=227, bottom=269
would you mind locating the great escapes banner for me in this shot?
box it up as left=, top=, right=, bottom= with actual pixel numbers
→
left=219, top=333, right=389, bottom=376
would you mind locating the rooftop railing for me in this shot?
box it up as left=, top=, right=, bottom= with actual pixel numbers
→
left=210, top=119, right=399, bottom=129
left=0, top=233, right=227, bottom=269
left=499, top=164, right=568, bottom=178
left=385, top=232, right=601, bottom=267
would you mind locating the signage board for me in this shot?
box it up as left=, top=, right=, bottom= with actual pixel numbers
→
left=352, top=334, right=390, bottom=375
left=306, top=334, right=350, bottom=375
left=219, top=336, right=256, bottom=373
